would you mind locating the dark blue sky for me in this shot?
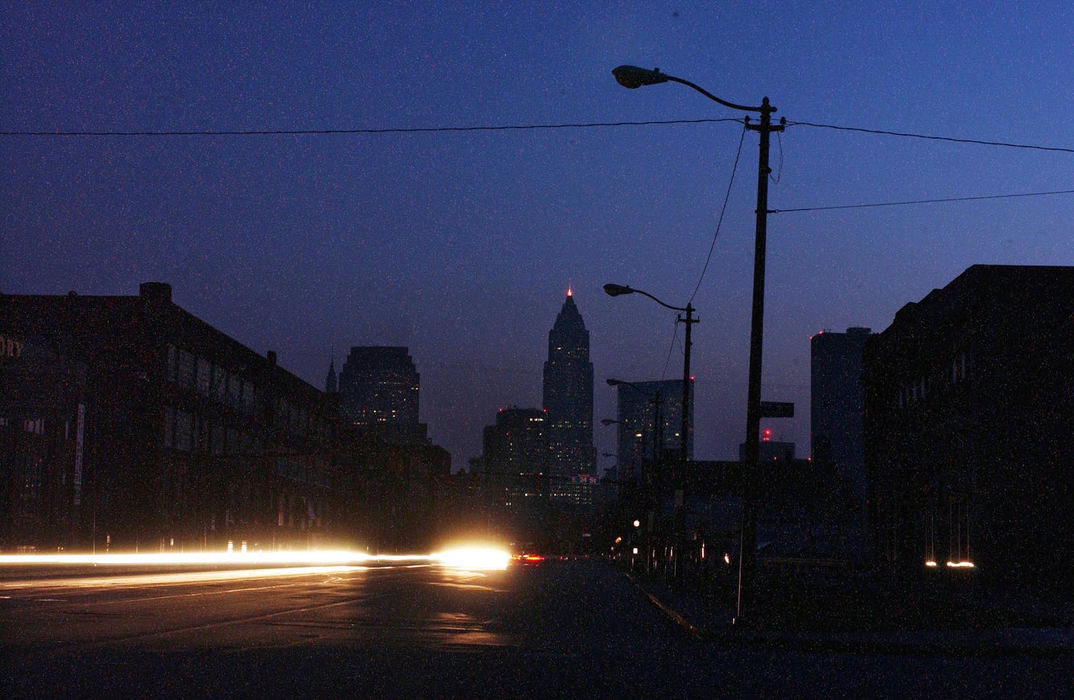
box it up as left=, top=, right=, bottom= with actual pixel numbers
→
left=4, top=3, right=1072, bottom=470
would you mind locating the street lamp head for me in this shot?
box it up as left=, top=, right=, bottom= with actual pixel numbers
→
left=606, top=378, right=625, bottom=387
left=612, top=65, right=669, bottom=89
left=600, top=418, right=619, bottom=426
left=603, top=283, right=634, bottom=297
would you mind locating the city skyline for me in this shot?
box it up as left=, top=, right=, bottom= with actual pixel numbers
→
left=3, top=4, right=1072, bottom=470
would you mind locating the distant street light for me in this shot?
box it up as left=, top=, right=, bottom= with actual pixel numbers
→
left=613, top=65, right=785, bottom=624
left=603, top=283, right=695, bottom=469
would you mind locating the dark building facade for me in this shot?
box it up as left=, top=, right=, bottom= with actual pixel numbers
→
left=338, top=346, right=427, bottom=445
left=614, top=379, right=693, bottom=484
left=811, top=327, right=872, bottom=559
left=481, top=407, right=549, bottom=505
left=1, top=283, right=340, bottom=553
left=335, top=427, right=450, bottom=553
left=542, top=290, right=595, bottom=479
left=0, top=336, right=87, bottom=551
left=862, top=265, right=1074, bottom=589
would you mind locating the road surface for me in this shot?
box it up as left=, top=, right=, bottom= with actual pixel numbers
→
left=1, top=559, right=1068, bottom=697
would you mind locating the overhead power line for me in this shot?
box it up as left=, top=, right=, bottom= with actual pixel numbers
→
left=2, top=117, right=1071, bottom=155
left=786, top=120, right=1074, bottom=155
left=0, top=117, right=741, bottom=137
left=689, top=123, right=746, bottom=303
left=770, top=189, right=1074, bottom=214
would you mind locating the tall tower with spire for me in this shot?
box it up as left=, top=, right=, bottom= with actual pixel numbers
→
left=542, top=288, right=595, bottom=479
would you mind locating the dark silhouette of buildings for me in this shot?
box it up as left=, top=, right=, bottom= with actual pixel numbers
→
left=481, top=407, right=549, bottom=505
left=1, top=283, right=340, bottom=552
left=333, top=427, right=450, bottom=553
left=0, top=336, right=87, bottom=550
left=542, top=289, right=595, bottom=480
left=613, top=379, right=693, bottom=485
left=338, top=346, right=428, bottom=446
left=863, top=265, right=1074, bottom=590
left=332, top=346, right=452, bottom=551
left=811, top=327, right=872, bottom=559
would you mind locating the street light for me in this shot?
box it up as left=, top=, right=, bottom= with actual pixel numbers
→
left=603, top=283, right=695, bottom=470
left=605, top=283, right=696, bottom=587
left=613, top=65, right=784, bottom=624
left=607, top=377, right=663, bottom=576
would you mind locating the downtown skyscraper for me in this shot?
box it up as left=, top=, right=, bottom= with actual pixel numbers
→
left=338, top=346, right=428, bottom=445
left=613, top=379, right=693, bottom=484
left=542, top=289, right=595, bottom=478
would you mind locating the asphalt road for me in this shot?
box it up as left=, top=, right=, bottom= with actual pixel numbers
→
left=1, top=560, right=1069, bottom=698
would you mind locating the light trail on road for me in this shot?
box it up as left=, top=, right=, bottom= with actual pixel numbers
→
left=0, top=545, right=510, bottom=572
left=0, top=565, right=363, bottom=591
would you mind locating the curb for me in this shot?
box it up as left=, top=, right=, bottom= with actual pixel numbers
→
left=623, top=569, right=1074, bottom=659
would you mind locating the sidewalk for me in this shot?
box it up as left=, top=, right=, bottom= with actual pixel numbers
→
left=626, top=568, right=1074, bottom=658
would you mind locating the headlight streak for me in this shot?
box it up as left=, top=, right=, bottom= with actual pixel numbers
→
left=0, top=546, right=512, bottom=572
left=0, top=565, right=364, bottom=590
left=429, top=547, right=511, bottom=571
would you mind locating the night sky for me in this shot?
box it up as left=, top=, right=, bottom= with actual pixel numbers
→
left=4, top=3, right=1072, bottom=471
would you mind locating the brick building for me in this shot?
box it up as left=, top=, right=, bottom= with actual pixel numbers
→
left=862, top=265, right=1074, bottom=590
left=1, top=283, right=340, bottom=552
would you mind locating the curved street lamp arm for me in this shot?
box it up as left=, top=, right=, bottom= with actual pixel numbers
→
left=604, top=283, right=687, bottom=312
left=665, top=75, right=766, bottom=114
left=612, top=65, right=766, bottom=114
left=630, top=287, right=689, bottom=312
left=606, top=378, right=654, bottom=396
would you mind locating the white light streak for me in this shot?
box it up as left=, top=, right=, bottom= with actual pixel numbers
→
left=430, top=547, right=511, bottom=571
left=0, top=547, right=512, bottom=571
left=0, top=566, right=362, bottom=590
left=0, top=550, right=374, bottom=566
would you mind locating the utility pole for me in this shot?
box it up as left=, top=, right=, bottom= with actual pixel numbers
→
left=737, top=98, right=785, bottom=623
left=610, top=66, right=785, bottom=622
left=679, top=303, right=696, bottom=472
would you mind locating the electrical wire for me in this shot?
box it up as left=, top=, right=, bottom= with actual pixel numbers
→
left=2, top=116, right=1070, bottom=155
left=769, top=188, right=1074, bottom=214
left=770, top=130, right=783, bottom=184
left=689, top=123, right=747, bottom=304
left=0, top=118, right=742, bottom=137
left=786, top=120, right=1074, bottom=155
left=660, top=320, right=679, bottom=382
